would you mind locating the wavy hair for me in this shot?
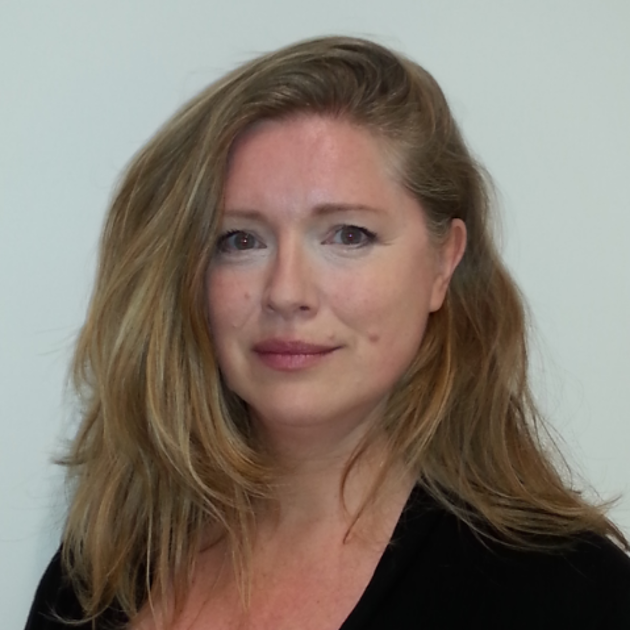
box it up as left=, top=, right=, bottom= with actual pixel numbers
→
left=61, top=35, right=627, bottom=625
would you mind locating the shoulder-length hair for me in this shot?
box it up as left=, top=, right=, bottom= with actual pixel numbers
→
left=61, top=35, right=627, bottom=624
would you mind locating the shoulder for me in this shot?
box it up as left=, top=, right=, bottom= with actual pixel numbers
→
left=25, top=549, right=121, bottom=630
left=444, top=521, right=630, bottom=627
left=371, top=487, right=630, bottom=629
left=25, top=549, right=91, bottom=630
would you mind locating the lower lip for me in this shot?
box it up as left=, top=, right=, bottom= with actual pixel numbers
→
left=254, top=349, right=337, bottom=371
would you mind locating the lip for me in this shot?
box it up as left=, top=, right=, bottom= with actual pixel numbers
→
left=253, top=339, right=339, bottom=354
left=252, top=338, right=340, bottom=371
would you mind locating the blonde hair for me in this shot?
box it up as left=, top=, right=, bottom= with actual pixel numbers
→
left=61, top=35, right=627, bottom=625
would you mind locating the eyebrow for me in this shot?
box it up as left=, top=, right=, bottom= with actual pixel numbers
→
left=222, top=202, right=386, bottom=220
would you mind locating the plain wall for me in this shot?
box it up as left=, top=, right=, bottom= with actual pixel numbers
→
left=1, top=1, right=629, bottom=625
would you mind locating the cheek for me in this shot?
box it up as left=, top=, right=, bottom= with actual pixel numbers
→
left=206, top=272, right=255, bottom=337
left=331, top=263, right=433, bottom=359
left=367, top=298, right=430, bottom=383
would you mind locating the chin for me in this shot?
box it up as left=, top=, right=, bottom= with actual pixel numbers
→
left=246, top=392, right=387, bottom=438
left=249, top=402, right=339, bottom=430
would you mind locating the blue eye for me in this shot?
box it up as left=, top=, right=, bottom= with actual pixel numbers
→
left=330, top=225, right=377, bottom=247
left=217, top=230, right=262, bottom=252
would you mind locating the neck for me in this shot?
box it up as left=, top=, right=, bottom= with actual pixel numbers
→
left=256, top=423, right=413, bottom=536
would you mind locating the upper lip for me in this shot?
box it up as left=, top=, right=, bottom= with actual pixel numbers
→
left=253, top=339, right=339, bottom=354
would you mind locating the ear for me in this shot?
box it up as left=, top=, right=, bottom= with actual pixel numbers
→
left=429, top=219, right=467, bottom=312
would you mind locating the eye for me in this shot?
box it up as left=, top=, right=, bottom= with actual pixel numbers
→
left=216, top=230, right=263, bottom=253
left=328, top=225, right=377, bottom=247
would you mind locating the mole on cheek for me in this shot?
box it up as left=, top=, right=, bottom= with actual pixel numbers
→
left=368, top=331, right=380, bottom=343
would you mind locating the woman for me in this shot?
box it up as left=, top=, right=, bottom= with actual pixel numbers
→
left=26, top=36, right=630, bottom=629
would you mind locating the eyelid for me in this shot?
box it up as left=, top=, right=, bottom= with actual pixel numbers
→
left=216, top=229, right=265, bottom=253
left=215, top=224, right=377, bottom=254
left=326, top=224, right=378, bottom=247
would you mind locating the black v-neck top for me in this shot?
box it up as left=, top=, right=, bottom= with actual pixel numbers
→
left=25, top=486, right=630, bottom=629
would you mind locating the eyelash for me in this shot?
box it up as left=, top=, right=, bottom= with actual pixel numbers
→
left=328, top=225, right=377, bottom=247
left=216, top=229, right=262, bottom=253
left=215, top=225, right=378, bottom=253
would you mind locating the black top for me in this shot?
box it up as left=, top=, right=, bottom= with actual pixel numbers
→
left=26, top=486, right=630, bottom=629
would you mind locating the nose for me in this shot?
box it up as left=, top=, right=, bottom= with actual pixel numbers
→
left=263, top=236, right=318, bottom=318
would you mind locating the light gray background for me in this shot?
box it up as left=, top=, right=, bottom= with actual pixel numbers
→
left=2, top=1, right=629, bottom=625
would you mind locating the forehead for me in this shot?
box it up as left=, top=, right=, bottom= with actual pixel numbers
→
left=223, top=114, right=403, bottom=214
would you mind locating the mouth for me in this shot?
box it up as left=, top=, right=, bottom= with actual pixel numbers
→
left=252, top=339, right=340, bottom=371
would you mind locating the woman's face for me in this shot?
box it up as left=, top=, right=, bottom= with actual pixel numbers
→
left=207, top=115, right=465, bottom=444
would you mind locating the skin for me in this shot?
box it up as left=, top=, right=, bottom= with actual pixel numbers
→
left=133, top=114, right=466, bottom=630
left=207, top=114, right=466, bottom=472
